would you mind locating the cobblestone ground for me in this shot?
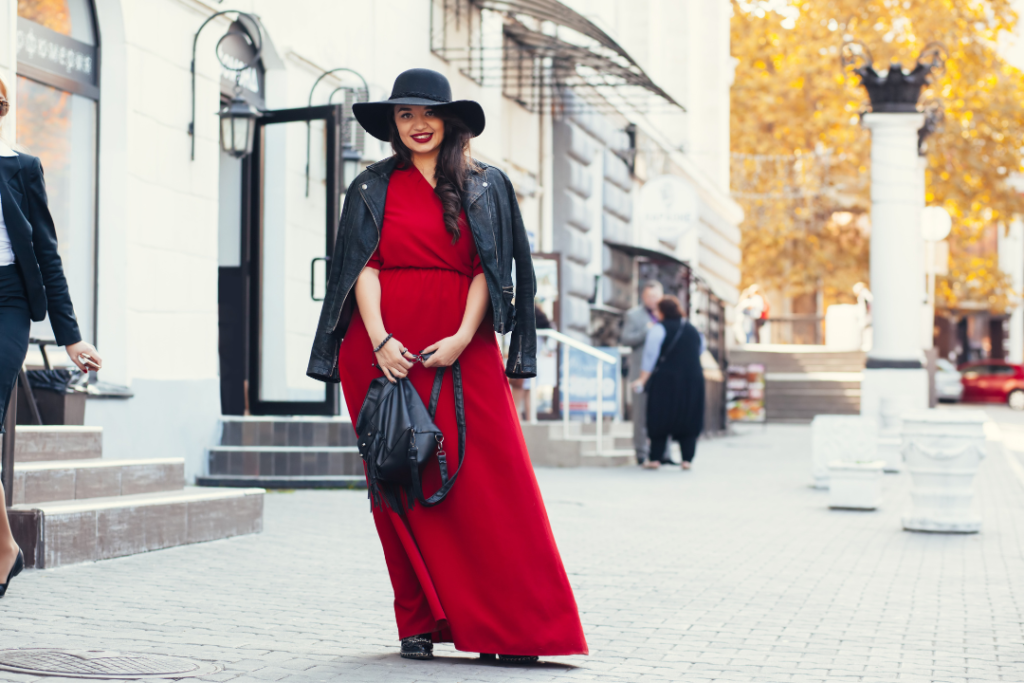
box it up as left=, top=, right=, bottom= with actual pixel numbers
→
left=1, top=410, right=1024, bottom=683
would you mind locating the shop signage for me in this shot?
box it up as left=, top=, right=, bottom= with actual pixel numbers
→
left=567, top=347, right=620, bottom=418
left=639, top=175, right=697, bottom=256
left=16, top=18, right=97, bottom=88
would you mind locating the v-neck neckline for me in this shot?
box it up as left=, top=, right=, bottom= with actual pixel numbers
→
left=411, top=165, right=436, bottom=190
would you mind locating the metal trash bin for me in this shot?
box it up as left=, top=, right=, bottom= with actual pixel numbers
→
left=16, top=369, right=86, bottom=426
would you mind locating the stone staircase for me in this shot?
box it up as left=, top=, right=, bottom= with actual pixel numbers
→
left=730, top=345, right=865, bottom=423
left=9, top=426, right=263, bottom=569
left=520, top=421, right=635, bottom=467
left=197, top=417, right=365, bottom=489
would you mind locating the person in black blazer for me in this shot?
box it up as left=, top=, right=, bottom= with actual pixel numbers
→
left=0, top=77, right=102, bottom=597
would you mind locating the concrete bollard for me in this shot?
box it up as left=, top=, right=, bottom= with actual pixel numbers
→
left=828, top=460, right=886, bottom=510
left=811, top=415, right=878, bottom=489
left=900, top=409, right=987, bottom=533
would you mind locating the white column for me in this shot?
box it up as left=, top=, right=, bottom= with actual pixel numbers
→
left=999, top=219, right=1024, bottom=363
left=860, top=113, right=929, bottom=421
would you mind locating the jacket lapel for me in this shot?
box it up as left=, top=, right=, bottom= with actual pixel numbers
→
left=359, top=157, right=398, bottom=230
left=0, top=155, right=32, bottom=266
left=0, top=154, right=25, bottom=217
left=463, top=166, right=488, bottom=208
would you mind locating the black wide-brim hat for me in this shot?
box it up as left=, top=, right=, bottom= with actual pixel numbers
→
left=352, top=68, right=485, bottom=142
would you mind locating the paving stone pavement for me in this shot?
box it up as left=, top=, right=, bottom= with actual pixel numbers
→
left=1, top=414, right=1024, bottom=683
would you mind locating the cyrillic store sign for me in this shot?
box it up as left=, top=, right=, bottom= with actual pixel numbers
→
left=16, top=18, right=98, bottom=96
left=639, top=174, right=699, bottom=261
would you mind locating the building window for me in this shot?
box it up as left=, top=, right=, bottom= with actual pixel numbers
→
left=16, top=0, right=99, bottom=345
left=429, top=0, right=485, bottom=84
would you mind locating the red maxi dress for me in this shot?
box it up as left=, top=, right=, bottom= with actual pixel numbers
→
left=337, top=166, right=588, bottom=657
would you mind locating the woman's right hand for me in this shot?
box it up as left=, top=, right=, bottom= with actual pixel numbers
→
left=374, top=337, right=416, bottom=383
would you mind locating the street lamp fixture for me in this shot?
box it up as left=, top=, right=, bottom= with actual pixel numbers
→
left=190, top=10, right=264, bottom=160
left=342, top=145, right=362, bottom=190
left=305, top=68, right=369, bottom=196
left=219, top=91, right=260, bottom=158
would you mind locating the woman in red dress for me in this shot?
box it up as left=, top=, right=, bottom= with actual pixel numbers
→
left=313, top=69, right=588, bottom=661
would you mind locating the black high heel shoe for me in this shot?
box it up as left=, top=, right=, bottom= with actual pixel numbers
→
left=400, top=634, right=434, bottom=660
left=0, top=549, right=24, bottom=598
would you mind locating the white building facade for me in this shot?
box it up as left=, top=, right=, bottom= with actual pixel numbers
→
left=0, top=0, right=739, bottom=479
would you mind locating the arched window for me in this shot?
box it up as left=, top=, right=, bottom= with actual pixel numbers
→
left=15, top=0, right=99, bottom=345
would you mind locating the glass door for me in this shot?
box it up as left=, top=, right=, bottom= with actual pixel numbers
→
left=248, top=105, right=342, bottom=415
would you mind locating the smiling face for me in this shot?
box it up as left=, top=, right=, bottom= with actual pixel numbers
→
left=394, top=105, right=445, bottom=157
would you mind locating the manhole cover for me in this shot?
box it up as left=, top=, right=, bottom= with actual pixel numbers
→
left=0, top=649, right=221, bottom=679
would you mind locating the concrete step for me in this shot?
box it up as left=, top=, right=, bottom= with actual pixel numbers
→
left=219, top=417, right=355, bottom=448
left=9, top=486, right=264, bottom=569
left=731, top=348, right=866, bottom=374
left=579, top=449, right=637, bottom=467
left=12, top=458, right=184, bottom=506
left=570, top=422, right=634, bottom=438
left=521, top=423, right=634, bottom=467
left=205, top=446, right=362, bottom=484
left=197, top=475, right=366, bottom=489
left=14, top=426, right=102, bottom=462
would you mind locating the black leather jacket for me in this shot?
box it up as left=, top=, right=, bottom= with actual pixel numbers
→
left=0, top=153, right=81, bottom=346
left=307, top=156, right=537, bottom=383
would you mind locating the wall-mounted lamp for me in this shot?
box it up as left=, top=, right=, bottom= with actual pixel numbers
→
left=305, top=68, right=368, bottom=195
left=218, top=93, right=260, bottom=158
left=190, top=10, right=264, bottom=160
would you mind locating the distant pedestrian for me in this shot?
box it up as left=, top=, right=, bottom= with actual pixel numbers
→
left=632, top=296, right=705, bottom=469
left=744, top=285, right=765, bottom=343
left=306, top=69, right=586, bottom=662
left=0, top=74, right=103, bottom=597
left=620, top=280, right=663, bottom=464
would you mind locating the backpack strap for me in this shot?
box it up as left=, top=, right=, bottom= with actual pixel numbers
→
left=416, top=360, right=466, bottom=507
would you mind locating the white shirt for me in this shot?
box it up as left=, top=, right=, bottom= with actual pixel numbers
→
left=0, top=188, right=13, bottom=267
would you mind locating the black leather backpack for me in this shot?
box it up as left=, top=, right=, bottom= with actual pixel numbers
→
left=355, top=360, right=465, bottom=514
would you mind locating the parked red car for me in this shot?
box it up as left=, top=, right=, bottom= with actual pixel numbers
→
left=958, top=360, right=1024, bottom=410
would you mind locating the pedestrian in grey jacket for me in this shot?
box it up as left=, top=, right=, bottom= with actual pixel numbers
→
left=620, top=281, right=663, bottom=463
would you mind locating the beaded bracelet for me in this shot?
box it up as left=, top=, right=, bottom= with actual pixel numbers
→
left=373, top=333, right=393, bottom=354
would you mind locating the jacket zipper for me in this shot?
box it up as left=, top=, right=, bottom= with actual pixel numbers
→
left=477, top=179, right=505, bottom=334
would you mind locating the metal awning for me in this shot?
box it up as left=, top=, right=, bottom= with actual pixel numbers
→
left=430, top=0, right=684, bottom=114
left=604, top=240, right=689, bottom=267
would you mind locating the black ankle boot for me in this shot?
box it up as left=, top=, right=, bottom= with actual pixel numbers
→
left=400, top=634, right=434, bottom=660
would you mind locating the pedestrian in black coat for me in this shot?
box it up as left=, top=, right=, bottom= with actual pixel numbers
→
left=632, top=296, right=705, bottom=469
left=0, top=75, right=103, bottom=598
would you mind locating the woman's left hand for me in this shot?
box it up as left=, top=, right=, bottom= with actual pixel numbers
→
left=65, top=341, right=103, bottom=374
left=421, top=333, right=471, bottom=368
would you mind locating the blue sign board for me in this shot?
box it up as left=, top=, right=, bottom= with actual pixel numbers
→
left=566, top=347, right=620, bottom=418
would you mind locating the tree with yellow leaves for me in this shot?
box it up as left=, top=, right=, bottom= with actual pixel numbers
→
left=731, top=0, right=1024, bottom=312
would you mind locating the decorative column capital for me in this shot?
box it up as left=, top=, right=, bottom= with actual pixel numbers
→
left=842, top=41, right=946, bottom=114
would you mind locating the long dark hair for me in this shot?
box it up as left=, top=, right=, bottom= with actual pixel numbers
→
left=389, top=108, right=477, bottom=242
